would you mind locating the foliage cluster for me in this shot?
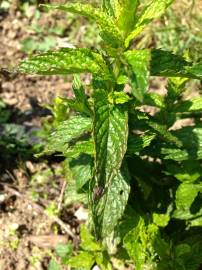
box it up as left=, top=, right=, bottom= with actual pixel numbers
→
left=17, top=0, right=202, bottom=269
left=0, top=98, right=32, bottom=163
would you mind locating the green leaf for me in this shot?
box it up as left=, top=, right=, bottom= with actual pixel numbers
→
left=93, top=169, right=130, bottom=239
left=65, top=140, right=93, bottom=159
left=80, top=225, right=101, bottom=252
left=57, top=98, right=87, bottom=115
left=160, top=126, right=202, bottom=161
left=92, top=89, right=129, bottom=238
left=50, top=97, right=70, bottom=124
left=21, top=36, right=57, bottom=53
left=186, top=62, right=202, bottom=79
left=157, top=238, right=202, bottom=270
left=147, top=121, right=182, bottom=147
left=189, top=216, right=202, bottom=227
left=18, top=48, right=112, bottom=80
left=174, top=97, right=202, bottom=113
left=95, top=251, right=113, bottom=270
left=113, top=0, right=139, bottom=35
left=144, top=92, right=165, bottom=108
left=64, top=179, right=88, bottom=206
left=48, top=259, right=61, bottom=270
left=108, top=91, right=132, bottom=104
left=123, top=219, right=146, bottom=270
left=125, top=0, right=174, bottom=47
left=42, top=3, right=123, bottom=47
left=69, top=154, right=92, bottom=191
left=102, top=0, right=114, bottom=16
left=151, top=49, right=188, bottom=77
left=55, top=243, right=73, bottom=260
left=93, top=89, right=128, bottom=188
left=173, top=182, right=202, bottom=220
left=124, top=218, right=168, bottom=270
left=67, top=251, right=95, bottom=269
left=165, top=161, right=202, bottom=182
left=127, top=133, right=156, bottom=155
left=117, top=74, right=129, bottom=85
left=153, top=213, right=170, bottom=227
left=150, top=49, right=201, bottom=79
left=123, top=217, right=150, bottom=270
left=70, top=75, right=91, bottom=115
left=174, top=244, right=191, bottom=258
left=73, top=75, right=86, bottom=102
left=64, top=154, right=91, bottom=206
left=166, top=77, right=189, bottom=101
left=161, top=148, right=194, bottom=161
left=176, top=241, right=202, bottom=270
left=124, top=49, right=151, bottom=102
left=45, top=115, right=92, bottom=155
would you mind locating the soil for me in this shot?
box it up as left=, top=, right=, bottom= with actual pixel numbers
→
left=0, top=6, right=71, bottom=111
left=0, top=3, right=77, bottom=270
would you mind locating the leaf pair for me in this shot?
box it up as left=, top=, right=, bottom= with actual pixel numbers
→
left=103, top=0, right=175, bottom=47
left=125, top=0, right=175, bottom=47
left=124, top=49, right=201, bottom=102
left=18, top=47, right=201, bottom=106
left=18, top=48, right=113, bottom=80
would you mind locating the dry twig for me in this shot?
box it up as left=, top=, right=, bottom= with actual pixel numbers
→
left=2, top=184, right=75, bottom=239
left=57, top=180, right=67, bottom=211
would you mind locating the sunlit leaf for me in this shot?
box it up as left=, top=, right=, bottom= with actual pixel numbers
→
left=173, top=182, right=202, bottom=220
left=93, top=89, right=128, bottom=188
left=123, top=217, right=159, bottom=270
left=18, top=48, right=112, bottom=80
left=92, top=89, right=129, bottom=238
left=93, top=169, right=130, bottom=238
left=65, top=140, right=93, bottom=159
left=67, top=251, right=95, bottom=269
left=113, top=0, right=139, bottom=35
left=64, top=180, right=88, bottom=206
left=143, top=92, right=165, bottom=108
left=45, top=115, right=92, bottom=155
left=186, top=62, right=202, bottom=79
left=48, top=259, right=61, bottom=270
left=102, top=0, right=115, bottom=16
left=125, top=0, right=175, bottom=47
left=124, top=49, right=151, bottom=102
left=69, top=154, right=92, bottom=191
left=42, top=3, right=123, bottom=47
left=80, top=225, right=101, bottom=251
left=174, top=97, right=202, bottom=113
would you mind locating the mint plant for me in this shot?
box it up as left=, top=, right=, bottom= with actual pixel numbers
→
left=18, top=0, right=202, bottom=269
